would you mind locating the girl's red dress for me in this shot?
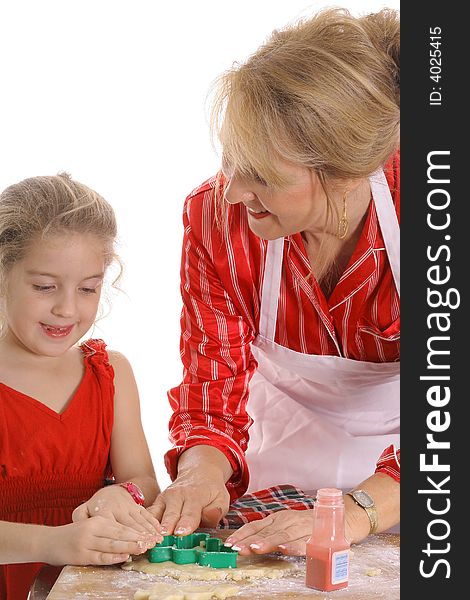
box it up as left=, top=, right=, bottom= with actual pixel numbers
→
left=0, top=339, right=114, bottom=600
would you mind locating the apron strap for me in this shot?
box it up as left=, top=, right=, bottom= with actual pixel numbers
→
left=369, top=169, right=400, bottom=297
left=258, top=238, right=284, bottom=340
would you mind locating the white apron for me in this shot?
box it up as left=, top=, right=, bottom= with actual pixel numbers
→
left=245, top=169, right=400, bottom=492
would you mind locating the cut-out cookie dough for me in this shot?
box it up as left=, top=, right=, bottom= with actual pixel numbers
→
left=134, top=582, right=239, bottom=600
left=123, top=554, right=298, bottom=582
left=365, top=567, right=383, bottom=577
left=134, top=582, right=238, bottom=600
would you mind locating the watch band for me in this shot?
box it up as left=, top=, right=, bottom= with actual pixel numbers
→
left=346, top=490, right=378, bottom=535
left=118, top=481, right=145, bottom=506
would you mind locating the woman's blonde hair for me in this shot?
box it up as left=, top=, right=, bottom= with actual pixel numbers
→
left=211, top=7, right=399, bottom=188
left=0, top=173, right=121, bottom=333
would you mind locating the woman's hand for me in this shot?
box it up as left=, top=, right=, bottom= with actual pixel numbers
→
left=221, top=504, right=370, bottom=556
left=149, top=446, right=232, bottom=536
left=72, top=485, right=162, bottom=541
left=223, top=510, right=315, bottom=556
left=148, top=468, right=230, bottom=537
left=43, top=515, right=157, bottom=566
left=222, top=507, right=362, bottom=556
left=344, top=497, right=370, bottom=544
left=225, top=473, right=400, bottom=556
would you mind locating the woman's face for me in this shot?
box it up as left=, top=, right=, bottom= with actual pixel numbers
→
left=223, top=161, right=331, bottom=240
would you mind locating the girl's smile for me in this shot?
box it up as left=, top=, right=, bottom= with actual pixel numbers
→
left=39, top=323, right=75, bottom=338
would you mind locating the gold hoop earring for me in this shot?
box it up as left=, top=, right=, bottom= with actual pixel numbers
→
left=336, top=192, right=349, bottom=240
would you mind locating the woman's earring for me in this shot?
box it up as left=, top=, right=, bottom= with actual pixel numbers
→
left=336, top=192, right=349, bottom=239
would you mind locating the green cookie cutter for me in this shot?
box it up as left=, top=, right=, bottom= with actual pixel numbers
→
left=148, top=533, right=238, bottom=568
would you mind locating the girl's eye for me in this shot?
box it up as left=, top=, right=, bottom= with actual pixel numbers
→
left=33, top=284, right=54, bottom=292
left=80, top=288, right=97, bottom=294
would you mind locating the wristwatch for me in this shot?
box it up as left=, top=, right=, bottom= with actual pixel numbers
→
left=118, top=481, right=145, bottom=506
left=346, top=489, right=378, bottom=534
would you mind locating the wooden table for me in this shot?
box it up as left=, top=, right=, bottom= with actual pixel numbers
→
left=44, top=531, right=399, bottom=600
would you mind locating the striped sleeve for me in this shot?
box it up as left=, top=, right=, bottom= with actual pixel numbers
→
left=164, top=187, right=257, bottom=501
left=374, top=444, right=400, bottom=483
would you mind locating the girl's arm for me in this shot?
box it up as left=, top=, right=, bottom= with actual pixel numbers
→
left=0, top=517, right=156, bottom=566
left=71, top=351, right=162, bottom=539
left=108, top=350, right=161, bottom=504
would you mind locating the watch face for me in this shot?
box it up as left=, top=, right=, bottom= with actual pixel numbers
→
left=353, top=490, right=374, bottom=508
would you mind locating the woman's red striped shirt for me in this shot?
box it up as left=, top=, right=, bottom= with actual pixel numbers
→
left=165, top=152, right=400, bottom=500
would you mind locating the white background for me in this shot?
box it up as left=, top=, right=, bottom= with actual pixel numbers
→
left=0, top=0, right=399, bottom=489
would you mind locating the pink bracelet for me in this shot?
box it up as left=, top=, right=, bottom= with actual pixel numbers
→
left=118, top=481, right=145, bottom=506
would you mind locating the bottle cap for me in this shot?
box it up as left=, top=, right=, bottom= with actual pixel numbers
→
left=316, top=487, right=344, bottom=505
left=317, top=487, right=342, bottom=498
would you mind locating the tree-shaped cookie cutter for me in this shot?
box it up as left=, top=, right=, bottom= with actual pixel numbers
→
left=148, top=533, right=238, bottom=568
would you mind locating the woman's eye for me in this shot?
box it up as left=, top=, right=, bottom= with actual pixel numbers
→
left=80, top=288, right=97, bottom=294
left=33, top=284, right=54, bottom=292
left=253, top=173, right=268, bottom=186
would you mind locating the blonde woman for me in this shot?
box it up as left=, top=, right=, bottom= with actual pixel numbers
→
left=152, top=8, right=400, bottom=554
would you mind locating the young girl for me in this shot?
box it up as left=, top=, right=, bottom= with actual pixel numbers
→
left=0, top=173, right=162, bottom=600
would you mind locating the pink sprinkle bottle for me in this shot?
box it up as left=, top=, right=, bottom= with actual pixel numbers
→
left=306, top=487, right=350, bottom=591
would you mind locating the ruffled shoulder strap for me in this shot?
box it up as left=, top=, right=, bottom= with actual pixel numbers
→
left=80, top=338, right=114, bottom=380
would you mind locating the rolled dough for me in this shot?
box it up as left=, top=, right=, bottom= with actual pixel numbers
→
left=122, top=554, right=298, bottom=582
left=134, top=582, right=239, bottom=600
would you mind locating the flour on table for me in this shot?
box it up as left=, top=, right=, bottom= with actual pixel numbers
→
left=122, top=554, right=298, bottom=582
left=134, top=582, right=239, bottom=600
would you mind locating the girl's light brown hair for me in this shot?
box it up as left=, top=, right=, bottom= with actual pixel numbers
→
left=211, top=7, right=400, bottom=190
left=0, top=173, right=121, bottom=332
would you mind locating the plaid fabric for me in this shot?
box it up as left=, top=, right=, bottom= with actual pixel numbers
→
left=219, top=485, right=316, bottom=529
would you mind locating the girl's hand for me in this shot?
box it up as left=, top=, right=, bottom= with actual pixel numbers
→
left=72, top=485, right=162, bottom=542
left=43, top=515, right=157, bottom=566
left=223, top=510, right=315, bottom=556
left=148, top=468, right=230, bottom=537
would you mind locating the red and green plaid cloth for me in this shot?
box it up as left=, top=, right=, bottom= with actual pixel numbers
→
left=219, top=485, right=316, bottom=529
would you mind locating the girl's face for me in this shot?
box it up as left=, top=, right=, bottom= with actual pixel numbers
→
left=3, top=233, right=106, bottom=358
left=223, top=161, right=331, bottom=240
